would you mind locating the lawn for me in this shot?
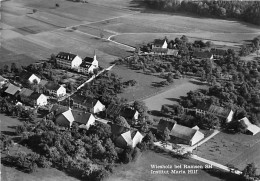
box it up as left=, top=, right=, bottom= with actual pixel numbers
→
left=77, top=25, right=115, bottom=39
left=107, top=151, right=229, bottom=181
left=143, top=79, right=208, bottom=111
left=195, top=132, right=260, bottom=174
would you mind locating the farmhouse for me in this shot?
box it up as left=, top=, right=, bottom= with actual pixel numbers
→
left=78, top=53, right=99, bottom=74
left=157, top=119, right=204, bottom=146
left=70, top=94, right=105, bottom=113
left=56, top=52, right=82, bottom=69
left=20, top=72, right=41, bottom=84
left=45, top=82, right=66, bottom=97
left=152, top=38, right=168, bottom=49
left=55, top=109, right=95, bottom=129
left=195, top=103, right=234, bottom=123
left=28, top=92, right=48, bottom=106
left=192, top=51, right=213, bottom=60
left=115, top=130, right=144, bottom=148
left=19, top=88, right=34, bottom=102
left=4, top=83, right=21, bottom=97
left=106, top=104, right=139, bottom=124
left=238, top=117, right=260, bottom=135
left=210, top=48, right=227, bottom=58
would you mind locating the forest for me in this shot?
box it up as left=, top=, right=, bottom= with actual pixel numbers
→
left=143, top=0, right=260, bottom=25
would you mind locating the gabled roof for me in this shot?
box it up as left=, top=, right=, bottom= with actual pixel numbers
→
left=238, top=117, right=260, bottom=135
left=49, top=104, right=70, bottom=117
left=153, top=39, right=167, bottom=46
left=39, top=80, right=48, bottom=87
left=62, top=109, right=75, bottom=124
left=71, top=94, right=98, bottom=108
left=19, top=88, right=33, bottom=97
left=45, top=82, right=61, bottom=91
left=79, top=61, right=91, bottom=68
left=72, top=110, right=93, bottom=125
left=56, top=52, right=77, bottom=61
left=106, top=104, right=123, bottom=117
left=111, top=124, right=130, bottom=136
left=83, top=56, right=95, bottom=64
left=211, top=48, right=227, bottom=56
left=20, top=71, right=40, bottom=81
left=157, top=119, right=175, bottom=133
left=4, top=84, right=21, bottom=95
left=193, top=51, right=213, bottom=59
left=119, top=107, right=137, bottom=119
left=170, top=124, right=198, bottom=141
left=29, top=92, right=43, bottom=100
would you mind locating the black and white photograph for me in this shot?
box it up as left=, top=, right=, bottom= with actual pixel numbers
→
left=0, top=0, right=260, bottom=180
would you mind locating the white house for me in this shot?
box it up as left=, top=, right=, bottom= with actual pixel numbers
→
left=29, top=93, right=48, bottom=106
left=238, top=117, right=260, bottom=135
left=0, top=76, right=8, bottom=88
left=115, top=130, right=144, bottom=148
left=152, top=39, right=168, bottom=49
left=71, top=94, right=105, bottom=113
left=28, top=74, right=41, bottom=84
left=45, top=82, right=66, bottom=97
left=56, top=52, right=82, bottom=69
left=78, top=53, right=99, bottom=74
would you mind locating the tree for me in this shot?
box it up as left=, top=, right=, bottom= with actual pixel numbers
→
left=55, top=3, right=60, bottom=8
left=4, top=65, right=9, bottom=73
left=133, top=100, right=148, bottom=114
left=11, top=63, right=17, bottom=73
left=115, top=116, right=130, bottom=128
left=163, top=127, right=170, bottom=141
left=242, top=163, right=257, bottom=179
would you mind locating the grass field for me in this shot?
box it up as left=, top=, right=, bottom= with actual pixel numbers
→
left=196, top=132, right=260, bottom=174
left=107, top=151, right=228, bottom=181
left=143, top=79, right=208, bottom=111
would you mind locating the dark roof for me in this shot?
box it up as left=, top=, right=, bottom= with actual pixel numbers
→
left=49, top=104, right=70, bottom=117
left=56, top=52, right=77, bottom=61
left=151, top=48, right=168, bottom=53
left=20, top=71, right=39, bottom=81
left=157, top=119, right=175, bottom=133
left=79, top=61, right=91, bottom=68
left=211, top=48, right=227, bottom=56
left=120, top=107, right=137, bottom=119
left=196, top=103, right=231, bottom=118
left=71, top=94, right=98, bottom=108
left=45, top=82, right=61, bottom=91
left=111, top=124, right=130, bottom=136
left=170, top=124, right=198, bottom=141
left=83, top=56, right=94, bottom=64
left=154, top=39, right=166, bottom=46
left=29, top=92, right=42, bottom=100
left=193, top=51, right=213, bottom=59
left=72, top=110, right=93, bottom=124
left=106, top=104, right=123, bottom=117
left=19, top=88, right=33, bottom=97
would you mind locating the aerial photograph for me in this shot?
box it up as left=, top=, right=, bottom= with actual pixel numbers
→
left=0, top=0, right=260, bottom=180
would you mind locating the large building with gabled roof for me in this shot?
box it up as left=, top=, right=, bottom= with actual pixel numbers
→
left=78, top=53, right=99, bottom=74
left=56, top=52, right=82, bottom=69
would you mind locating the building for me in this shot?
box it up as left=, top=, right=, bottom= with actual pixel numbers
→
left=70, top=94, right=105, bottom=113
left=19, top=88, right=34, bottom=103
left=56, top=52, right=82, bottom=69
left=211, top=48, right=227, bottom=58
left=45, top=82, right=66, bottom=97
left=238, top=117, right=260, bottom=135
left=78, top=53, right=99, bottom=74
left=157, top=119, right=204, bottom=146
left=29, top=92, right=48, bottom=106
left=195, top=103, right=234, bottom=123
left=152, top=39, right=168, bottom=49
left=4, top=83, right=21, bottom=97
left=20, top=72, right=41, bottom=84
left=115, top=130, right=144, bottom=148
left=192, top=51, right=213, bottom=60
left=0, top=76, right=8, bottom=88
left=55, top=109, right=95, bottom=129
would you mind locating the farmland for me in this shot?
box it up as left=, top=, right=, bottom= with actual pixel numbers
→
left=196, top=132, right=260, bottom=175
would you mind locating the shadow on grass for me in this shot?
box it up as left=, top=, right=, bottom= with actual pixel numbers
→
left=203, top=168, right=243, bottom=181
left=189, top=79, right=209, bottom=86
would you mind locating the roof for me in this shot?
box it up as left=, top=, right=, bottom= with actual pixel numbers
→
left=106, top=104, right=123, bottom=117
left=71, top=94, right=98, bottom=108
left=238, top=117, right=260, bottom=135
left=39, top=80, right=48, bottom=87
left=19, top=88, right=33, bottom=97
left=153, top=39, right=166, bottom=46
left=45, top=82, right=61, bottom=91
left=4, top=84, right=20, bottom=95
left=83, top=56, right=95, bottom=64
left=151, top=48, right=168, bottom=53
left=29, top=92, right=43, bottom=100
left=157, top=119, right=175, bottom=133
left=119, top=107, right=137, bottom=119
left=211, top=48, right=227, bottom=56
left=193, top=51, right=213, bottom=59
left=49, top=104, right=70, bottom=117
left=208, top=105, right=231, bottom=118
left=121, top=131, right=133, bottom=146
left=62, top=109, right=75, bottom=124
left=171, top=123, right=200, bottom=141
left=111, top=124, right=130, bottom=136
left=56, top=52, right=77, bottom=61
left=20, top=71, right=40, bottom=81
left=72, top=110, right=93, bottom=125
left=0, top=75, right=7, bottom=82
left=79, top=61, right=91, bottom=68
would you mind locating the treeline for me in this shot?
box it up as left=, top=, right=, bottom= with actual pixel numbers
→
left=143, top=0, right=260, bottom=25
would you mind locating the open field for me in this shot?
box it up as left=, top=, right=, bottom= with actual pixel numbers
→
left=107, top=151, right=231, bottom=181
left=77, top=25, right=115, bottom=39
left=0, top=114, right=23, bottom=135
left=196, top=132, right=260, bottom=174
left=144, top=79, right=208, bottom=111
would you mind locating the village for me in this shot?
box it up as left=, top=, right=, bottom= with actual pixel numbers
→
left=1, top=32, right=260, bottom=181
